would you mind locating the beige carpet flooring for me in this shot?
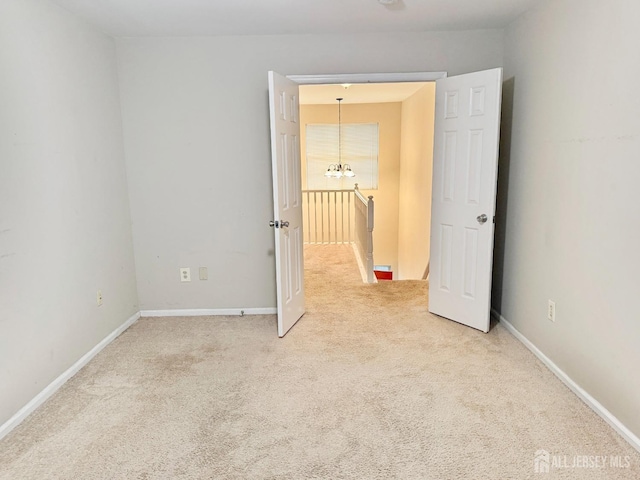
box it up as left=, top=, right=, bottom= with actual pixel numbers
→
left=1, top=244, right=639, bottom=479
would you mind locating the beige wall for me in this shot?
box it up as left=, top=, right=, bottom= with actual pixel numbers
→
left=397, top=84, right=436, bottom=280
left=499, top=0, right=640, bottom=439
left=300, top=102, right=402, bottom=274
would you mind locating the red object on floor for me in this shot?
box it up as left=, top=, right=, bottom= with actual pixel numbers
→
left=374, top=270, right=393, bottom=281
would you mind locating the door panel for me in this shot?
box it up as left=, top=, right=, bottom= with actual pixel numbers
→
left=268, top=71, right=305, bottom=337
left=429, top=68, right=503, bottom=333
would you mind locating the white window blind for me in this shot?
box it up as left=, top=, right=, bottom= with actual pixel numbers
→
left=305, top=123, right=379, bottom=190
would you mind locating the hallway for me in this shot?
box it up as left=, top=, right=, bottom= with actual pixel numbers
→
left=303, top=243, right=430, bottom=328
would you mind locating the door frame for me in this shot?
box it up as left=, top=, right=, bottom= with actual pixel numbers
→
left=275, top=70, right=448, bottom=334
left=290, top=69, right=447, bottom=263
left=288, top=72, right=447, bottom=85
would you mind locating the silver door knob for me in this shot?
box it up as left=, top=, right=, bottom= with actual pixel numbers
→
left=280, top=220, right=290, bottom=228
left=477, top=214, right=488, bottom=225
left=269, top=220, right=279, bottom=228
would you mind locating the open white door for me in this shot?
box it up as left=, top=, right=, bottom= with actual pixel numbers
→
left=268, top=71, right=305, bottom=337
left=429, top=68, right=503, bottom=333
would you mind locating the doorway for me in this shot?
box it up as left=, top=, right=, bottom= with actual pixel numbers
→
left=269, top=68, right=503, bottom=336
left=298, top=81, right=437, bottom=282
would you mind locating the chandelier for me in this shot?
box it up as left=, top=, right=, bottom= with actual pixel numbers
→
left=325, top=97, right=355, bottom=178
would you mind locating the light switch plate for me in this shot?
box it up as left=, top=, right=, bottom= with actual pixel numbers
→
left=199, top=267, right=208, bottom=281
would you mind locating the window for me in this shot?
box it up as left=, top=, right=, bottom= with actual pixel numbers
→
left=305, top=123, right=379, bottom=190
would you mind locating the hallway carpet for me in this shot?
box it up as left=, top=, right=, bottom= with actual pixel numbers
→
left=1, top=244, right=638, bottom=479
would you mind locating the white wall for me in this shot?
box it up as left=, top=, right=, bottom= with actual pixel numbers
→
left=117, top=30, right=504, bottom=309
left=397, top=84, right=436, bottom=280
left=0, top=0, right=138, bottom=426
left=497, top=0, right=640, bottom=438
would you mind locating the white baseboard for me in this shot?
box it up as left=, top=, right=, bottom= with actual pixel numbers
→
left=0, top=311, right=141, bottom=442
left=140, top=307, right=277, bottom=317
left=492, top=309, right=640, bottom=454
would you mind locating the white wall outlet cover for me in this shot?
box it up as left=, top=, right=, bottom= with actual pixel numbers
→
left=97, top=290, right=103, bottom=306
left=180, top=268, right=191, bottom=282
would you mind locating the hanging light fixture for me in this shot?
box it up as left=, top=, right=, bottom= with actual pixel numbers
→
left=325, top=97, right=355, bottom=179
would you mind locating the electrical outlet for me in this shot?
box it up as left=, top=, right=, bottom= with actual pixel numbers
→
left=199, top=267, right=208, bottom=281
left=548, top=299, right=556, bottom=322
left=97, top=290, right=103, bottom=306
left=180, top=268, right=191, bottom=282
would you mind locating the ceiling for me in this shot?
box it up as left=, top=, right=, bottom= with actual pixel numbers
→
left=300, top=82, right=429, bottom=105
left=50, top=0, right=540, bottom=37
